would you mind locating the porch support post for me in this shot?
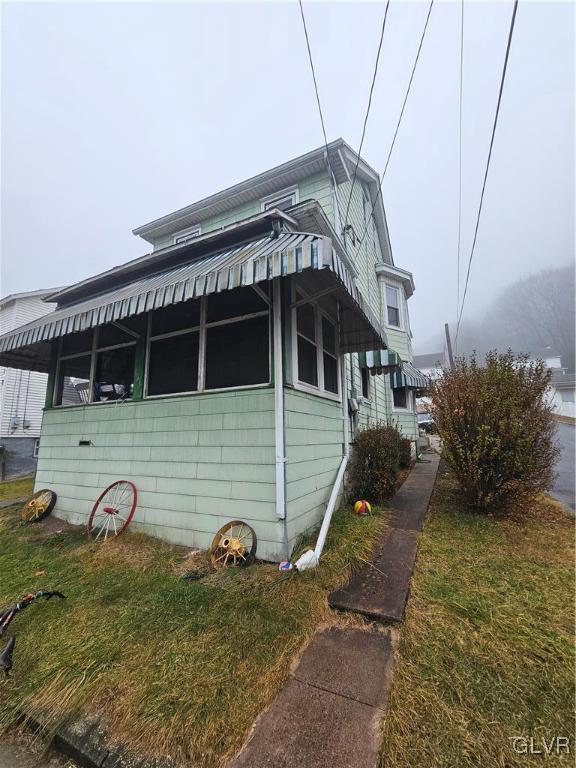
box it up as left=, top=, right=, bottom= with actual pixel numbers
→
left=44, top=342, right=58, bottom=409
left=273, top=279, right=287, bottom=524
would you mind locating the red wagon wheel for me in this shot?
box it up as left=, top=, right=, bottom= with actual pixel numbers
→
left=87, top=480, right=137, bottom=541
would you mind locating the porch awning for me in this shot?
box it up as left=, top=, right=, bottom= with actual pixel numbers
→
left=391, top=361, right=430, bottom=390
left=0, top=231, right=386, bottom=373
left=358, top=349, right=401, bottom=375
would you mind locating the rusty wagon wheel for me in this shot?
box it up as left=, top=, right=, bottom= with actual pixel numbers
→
left=20, top=489, right=57, bottom=524
left=87, top=480, right=137, bottom=541
left=210, top=521, right=257, bottom=568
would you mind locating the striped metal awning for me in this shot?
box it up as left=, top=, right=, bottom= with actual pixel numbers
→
left=0, top=232, right=386, bottom=372
left=358, top=349, right=401, bottom=375
left=391, top=361, right=430, bottom=390
left=359, top=350, right=430, bottom=390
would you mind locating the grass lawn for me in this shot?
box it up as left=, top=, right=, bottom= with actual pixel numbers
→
left=0, top=475, right=388, bottom=767
left=380, top=465, right=575, bottom=767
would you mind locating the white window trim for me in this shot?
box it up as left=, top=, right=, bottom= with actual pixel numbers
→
left=33, top=439, right=40, bottom=458
left=360, top=364, right=371, bottom=402
left=173, top=225, right=201, bottom=245
left=291, top=286, right=341, bottom=403
left=392, top=386, right=412, bottom=412
left=260, top=186, right=299, bottom=212
left=384, top=281, right=404, bottom=330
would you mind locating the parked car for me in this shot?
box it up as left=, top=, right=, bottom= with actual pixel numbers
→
left=418, top=411, right=436, bottom=434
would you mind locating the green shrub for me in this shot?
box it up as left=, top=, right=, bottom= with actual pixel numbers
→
left=349, top=424, right=402, bottom=503
left=399, top=437, right=412, bottom=469
left=431, top=350, right=559, bottom=511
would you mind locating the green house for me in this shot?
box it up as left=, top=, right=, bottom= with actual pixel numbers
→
left=0, top=140, right=427, bottom=561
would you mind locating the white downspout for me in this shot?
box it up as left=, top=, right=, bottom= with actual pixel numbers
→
left=295, top=347, right=350, bottom=571
left=273, top=280, right=288, bottom=556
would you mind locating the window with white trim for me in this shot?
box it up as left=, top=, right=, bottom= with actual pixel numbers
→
left=33, top=439, right=40, bottom=458
left=293, top=291, right=339, bottom=398
left=392, top=387, right=410, bottom=410
left=385, top=284, right=402, bottom=328
left=361, top=367, right=370, bottom=400
left=260, top=187, right=298, bottom=212
left=173, top=226, right=201, bottom=245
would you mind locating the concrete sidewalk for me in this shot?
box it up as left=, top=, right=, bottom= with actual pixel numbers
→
left=230, top=452, right=440, bottom=768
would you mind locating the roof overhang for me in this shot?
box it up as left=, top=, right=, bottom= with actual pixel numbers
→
left=0, top=231, right=386, bottom=373
left=375, top=262, right=415, bottom=298
left=133, top=140, right=354, bottom=244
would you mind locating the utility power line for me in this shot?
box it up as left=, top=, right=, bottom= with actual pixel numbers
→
left=455, top=0, right=519, bottom=344
left=356, top=0, right=435, bottom=250
left=298, top=0, right=343, bottom=226
left=455, top=0, right=464, bottom=349
left=343, top=0, right=391, bottom=233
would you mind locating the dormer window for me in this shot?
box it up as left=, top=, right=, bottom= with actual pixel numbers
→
left=260, top=187, right=299, bottom=213
left=173, top=226, right=201, bottom=245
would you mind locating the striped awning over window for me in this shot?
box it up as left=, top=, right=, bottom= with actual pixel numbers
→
left=0, top=232, right=386, bottom=372
left=359, top=350, right=430, bottom=390
left=391, top=361, right=430, bottom=390
left=358, top=349, right=401, bottom=375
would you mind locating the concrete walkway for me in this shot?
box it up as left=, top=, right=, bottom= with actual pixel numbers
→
left=230, top=451, right=440, bottom=768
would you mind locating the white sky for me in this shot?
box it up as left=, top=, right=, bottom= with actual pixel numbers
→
left=1, top=0, right=573, bottom=352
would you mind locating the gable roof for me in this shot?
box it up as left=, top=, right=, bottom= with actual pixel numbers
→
left=132, top=138, right=389, bottom=252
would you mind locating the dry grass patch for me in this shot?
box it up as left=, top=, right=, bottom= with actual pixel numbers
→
left=0, top=498, right=388, bottom=767
left=379, top=467, right=575, bottom=768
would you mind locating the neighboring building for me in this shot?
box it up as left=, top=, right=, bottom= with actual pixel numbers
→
left=0, top=290, right=57, bottom=476
left=0, top=140, right=426, bottom=560
left=549, top=372, right=576, bottom=420
left=413, top=352, right=445, bottom=382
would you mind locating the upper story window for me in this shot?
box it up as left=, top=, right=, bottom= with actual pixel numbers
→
left=293, top=290, right=339, bottom=399
left=385, top=284, right=402, bottom=328
left=173, top=226, right=201, bottom=245
left=260, top=187, right=299, bottom=213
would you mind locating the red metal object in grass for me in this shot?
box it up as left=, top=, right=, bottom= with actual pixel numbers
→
left=87, top=480, right=137, bottom=541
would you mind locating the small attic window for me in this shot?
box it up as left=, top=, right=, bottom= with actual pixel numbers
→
left=260, top=187, right=298, bottom=213
left=173, top=226, right=201, bottom=245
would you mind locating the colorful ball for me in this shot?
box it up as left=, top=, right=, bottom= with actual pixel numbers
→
left=353, top=500, right=371, bottom=516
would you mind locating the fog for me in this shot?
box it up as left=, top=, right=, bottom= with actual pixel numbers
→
left=1, top=1, right=573, bottom=353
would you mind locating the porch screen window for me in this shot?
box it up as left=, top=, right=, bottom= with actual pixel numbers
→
left=56, top=354, right=92, bottom=406
left=93, top=324, right=138, bottom=402
left=386, top=285, right=401, bottom=328
left=148, top=332, right=199, bottom=396
left=393, top=387, right=408, bottom=409
left=205, top=287, right=270, bottom=390
left=146, top=287, right=270, bottom=397
left=54, top=322, right=139, bottom=406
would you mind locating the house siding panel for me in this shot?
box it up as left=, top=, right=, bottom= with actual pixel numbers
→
left=284, top=388, right=343, bottom=549
left=35, top=388, right=290, bottom=560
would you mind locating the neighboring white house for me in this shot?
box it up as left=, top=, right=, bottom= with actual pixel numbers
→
left=412, top=352, right=445, bottom=383
left=0, top=289, right=57, bottom=476
left=549, top=372, right=576, bottom=420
